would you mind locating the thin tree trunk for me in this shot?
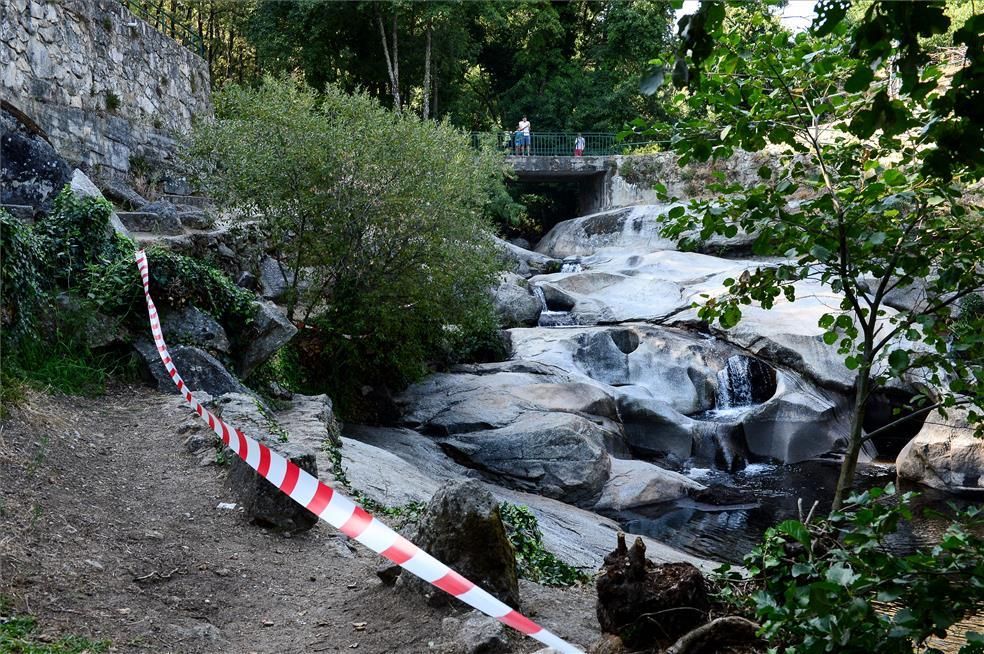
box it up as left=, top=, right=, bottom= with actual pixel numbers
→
left=392, top=13, right=400, bottom=111
left=832, top=365, right=871, bottom=511
left=207, top=1, right=216, bottom=69
left=169, top=0, right=178, bottom=37
left=226, top=25, right=234, bottom=80
left=375, top=10, right=401, bottom=113
left=422, top=21, right=432, bottom=119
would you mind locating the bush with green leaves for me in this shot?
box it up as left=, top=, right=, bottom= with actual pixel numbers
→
left=639, top=3, right=984, bottom=508
left=715, top=485, right=984, bottom=654
left=187, top=76, right=503, bottom=412
left=37, top=187, right=116, bottom=290
left=0, top=208, right=44, bottom=342
left=86, top=244, right=256, bottom=331
left=498, top=502, right=589, bottom=587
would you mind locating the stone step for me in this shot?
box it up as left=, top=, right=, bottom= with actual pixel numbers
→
left=162, top=194, right=213, bottom=208
left=117, top=211, right=184, bottom=235
left=1, top=204, right=36, bottom=224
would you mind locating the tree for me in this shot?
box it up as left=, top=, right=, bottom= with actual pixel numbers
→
left=186, top=77, right=505, bottom=408
left=643, top=2, right=984, bottom=508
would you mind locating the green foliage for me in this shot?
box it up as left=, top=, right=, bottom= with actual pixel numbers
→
left=86, top=244, right=256, bottom=330
left=648, top=1, right=984, bottom=507
left=0, top=614, right=109, bottom=653
left=0, top=209, right=45, bottom=341
left=189, top=77, right=502, bottom=412
left=104, top=91, right=120, bottom=112
left=715, top=485, right=984, bottom=654
left=8, top=332, right=114, bottom=397
left=248, top=1, right=677, bottom=131
left=38, top=188, right=116, bottom=290
left=498, top=502, right=589, bottom=587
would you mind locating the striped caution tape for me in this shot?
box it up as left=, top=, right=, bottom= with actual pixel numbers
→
left=134, top=250, right=584, bottom=654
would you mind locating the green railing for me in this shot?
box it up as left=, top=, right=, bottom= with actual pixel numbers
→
left=121, top=0, right=206, bottom=58
left=471, top=131, right=658, bottom=157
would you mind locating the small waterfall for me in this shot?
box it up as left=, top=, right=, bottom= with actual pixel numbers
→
left=561, top=261, right=583, bottom=273
left=532, top=285, right=575, bottom=327
left=717, top=355, right=754, bottom=408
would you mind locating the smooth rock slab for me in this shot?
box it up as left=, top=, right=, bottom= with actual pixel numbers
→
left=594, top=458, right=704, bottom=512
left=440, top=411, right=612, bottom=506
left=897, top=408, right=984, bottom=493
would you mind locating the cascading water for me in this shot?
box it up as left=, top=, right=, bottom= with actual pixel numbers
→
left=532, top=285, right=575, bottom=327
left=717, top=355, right=755, bottom=408
left=560, top=261, right=583, bottom=273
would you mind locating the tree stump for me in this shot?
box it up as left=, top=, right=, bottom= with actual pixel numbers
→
left=596, top=533, right=709, bottom=648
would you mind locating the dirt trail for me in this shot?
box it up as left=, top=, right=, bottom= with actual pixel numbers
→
left=0, top=385, right=598, bottom=653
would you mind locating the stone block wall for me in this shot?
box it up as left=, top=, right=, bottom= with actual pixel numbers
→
left=1, top=0, right=211, bottom=176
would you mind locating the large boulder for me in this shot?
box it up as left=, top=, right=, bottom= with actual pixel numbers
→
left=594, top=458, right=704, bottom=512
left=236, top=300, right=298, bottom=377
left=259, top=256, right=292, bottom=302
left=493, top=236, right=561, bottom=277
left=213, top=393, right=319, bottom=532
left=896, top=408, right=984, bottom=493
left=134, top=341, right=248, bottom=397
left=440, top=411, right=612, bottom=506
left=159, top=305, right=230, bottom=354
left=535, top=205, right=754, bottom=259
left=400, top=480, right=520, bottom=608
left=0, top=105, right=71, bottom=213
left=98, top=177, right=148, bottom=210
left=742, top=373, right=850, bottom=463
left=490, top=272, right=542, bottom=327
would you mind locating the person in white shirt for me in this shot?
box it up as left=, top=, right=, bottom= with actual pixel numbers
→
left=574, top=133, right=585, bottom=156
left=518, top=116, right=531, bottom=156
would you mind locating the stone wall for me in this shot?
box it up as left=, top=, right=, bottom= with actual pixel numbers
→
left=1, top=0, right=211, bottom=176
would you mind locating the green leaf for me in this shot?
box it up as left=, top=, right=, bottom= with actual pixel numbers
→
left=668, top=205, right=686, bottom=220
left=758, top=165, right=772, bottom=180
left=868, top=232, right=887, bottom=245
left=889, top=349, right=910, bottom=371
left=883, top=169, right=907, bottom=187
left=823, top=330, right=839, bottom=345
left=844, top=64, right=874, bottom=93
left=777, top=519, right=811, bottom=546
left=810, top=244, right=833, bottom=260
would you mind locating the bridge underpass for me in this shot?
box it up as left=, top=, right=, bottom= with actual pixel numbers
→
left=506, top=154, right=617, bottom=225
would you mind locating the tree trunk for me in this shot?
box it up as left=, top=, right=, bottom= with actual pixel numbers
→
left=832, top=367, right=871, bottom=510
left=226, top=25, right=235, bottom=80
left=376, top=10, right=401, bottom=113
left=422, top=21, right=432, bottom=120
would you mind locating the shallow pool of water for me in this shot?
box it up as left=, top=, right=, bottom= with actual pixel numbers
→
left=610, top=459, right=976, bottom=564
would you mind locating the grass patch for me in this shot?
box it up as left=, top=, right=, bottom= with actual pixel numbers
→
left=499, top=502, right=590, bottom=587
left=7, top=335, right=117, bottom=397
left=0, top=614, right=109, bottom=653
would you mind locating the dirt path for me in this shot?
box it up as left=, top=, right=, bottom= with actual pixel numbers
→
left=0, top=385, right=598, bottom=653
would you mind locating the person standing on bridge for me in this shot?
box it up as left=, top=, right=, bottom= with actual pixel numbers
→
left=518, top=116, right=531, bottom=156
left=574, top=133, right=585, bottom=156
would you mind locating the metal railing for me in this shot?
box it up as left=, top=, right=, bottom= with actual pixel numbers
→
left=120, top=0, right=206, bottom=58
left=471, top=131, right=657, bottom=157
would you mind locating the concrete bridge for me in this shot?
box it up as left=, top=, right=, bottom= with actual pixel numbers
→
left=506, top=154, right=618, bottom=215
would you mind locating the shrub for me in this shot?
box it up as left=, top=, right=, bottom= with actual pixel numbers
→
left=86, top=244, right=256, bottom=331
left=188, top=77, right=504, bottom=412
left=37, top=188, right=115, bottom=290
left=715, top=485, right=984, bottom=654
left=0, top=209, right=45, bottom=341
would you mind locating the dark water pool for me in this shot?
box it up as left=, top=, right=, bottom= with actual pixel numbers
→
left=610, top=459, right=978, bottom=564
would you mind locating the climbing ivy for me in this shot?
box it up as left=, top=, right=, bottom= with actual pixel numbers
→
left=0, top=208, right=45, bottom=342
left=499, top=502, right=590, bottom=587
left=37, top=188, right=116, bottom=290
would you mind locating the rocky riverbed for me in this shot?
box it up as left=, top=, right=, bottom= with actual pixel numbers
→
left=342, top=202, right=984, bottom=571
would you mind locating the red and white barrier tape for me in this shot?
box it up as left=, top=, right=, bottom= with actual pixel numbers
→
left=135, top=250, right=583, bottom=654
